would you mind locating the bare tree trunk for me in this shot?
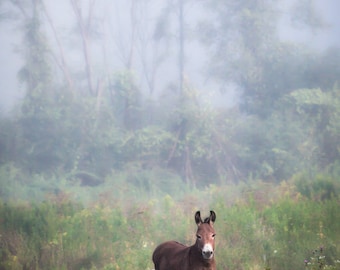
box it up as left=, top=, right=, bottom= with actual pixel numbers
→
left=126, top=0, right=136, bottom=70
left=179, top=0, right=184, bottom=96
left=95, top=79, right=104, bottom=113
left=185, top=145, right=195, bottom=188
left=167, top=128, right=181, bottom=164
left=70, top=0, right=94, bottom=95
left=9, top=0, right=28, bottom=18
left=41, top=0, right=74, bottom=93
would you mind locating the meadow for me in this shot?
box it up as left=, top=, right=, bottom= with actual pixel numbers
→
left=0, top=174, right=339, bottom=270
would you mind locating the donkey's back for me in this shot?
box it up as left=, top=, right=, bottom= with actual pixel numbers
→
left=152, top=241, right=190, bottom=269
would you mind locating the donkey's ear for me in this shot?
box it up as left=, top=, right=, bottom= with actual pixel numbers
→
left=195, top=211, right=203, bottom=225
left=209, top=210, right=216, bottom=225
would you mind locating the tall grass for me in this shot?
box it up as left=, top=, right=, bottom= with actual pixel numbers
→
left=0, top=177, right=339, bottom=269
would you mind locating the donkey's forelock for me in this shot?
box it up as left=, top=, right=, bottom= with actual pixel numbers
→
left=195, top=210, right=216, bottom=226
left=203, top=217, right=211, bottom=223
left=205, top=211, right=216, bottom=223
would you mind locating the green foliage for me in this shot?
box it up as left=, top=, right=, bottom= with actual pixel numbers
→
left=3, top=84, right=340, bottom=187
left=285, top=87, right=340, bottom=169
left=2, top=83, right=340, bottom=189
left=293, top=172, right=340, bottom=201
left=0, top=115, right=17, bottom=165
left=2, top=2, right=340, bottom=187
left=305, top=247, right=340, bottom=270
left=0, top=180, right=339, bottom=270
left=109, top=71, right=141, bottom=130
left=200, top=0, right=340, bottom=119
left=123, top=126, right=173, bottom=165
left=18, top=5, right=52, bottom=96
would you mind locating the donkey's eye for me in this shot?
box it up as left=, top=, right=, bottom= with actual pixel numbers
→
left=196, top=235, right=202, bottom=239
left=212, top=234, right=216, bottom=238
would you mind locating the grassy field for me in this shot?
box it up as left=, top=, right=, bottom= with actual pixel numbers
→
left=0, top=177, right=339, bottom=270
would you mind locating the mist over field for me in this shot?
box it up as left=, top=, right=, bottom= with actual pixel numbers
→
left=0, top=1, right=340, bottom=269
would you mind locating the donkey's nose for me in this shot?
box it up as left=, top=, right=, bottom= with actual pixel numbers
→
left=203, top=250, right=213, bottom=256
left=202, top=244, right=214, bottom=259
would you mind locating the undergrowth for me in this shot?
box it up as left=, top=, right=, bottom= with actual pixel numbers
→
left=0, top=175, right=339, bottom=269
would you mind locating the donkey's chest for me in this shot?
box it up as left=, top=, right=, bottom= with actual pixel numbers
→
left=189, top=258, right=216, bottom=270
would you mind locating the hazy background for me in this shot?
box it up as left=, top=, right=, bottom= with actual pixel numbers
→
left=1, top=0, right=339, bottom=112
left=1, top=0, right=340, bottom=203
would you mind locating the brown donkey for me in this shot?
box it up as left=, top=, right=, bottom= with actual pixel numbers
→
left=152, top=210, right=216, bottom=270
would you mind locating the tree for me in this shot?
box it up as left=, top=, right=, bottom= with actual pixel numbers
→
left=69, top=0, right=96, bottom=95
left=109, top=70, right=141, bottom=130
left=16, top=0, right=52, bottom=104
left=7, top=0, right=64, bottom=172
left=286, top=87, right=340, bottom=172
left=199, top=0, right=326, bottom=117
left=40, top=0, right=74, bottom=92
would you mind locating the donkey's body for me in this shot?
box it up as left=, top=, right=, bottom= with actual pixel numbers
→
left=152, top=211, right=216, bottom=270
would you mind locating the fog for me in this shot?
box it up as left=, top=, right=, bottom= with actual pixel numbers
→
left=1, top=0, right=340, bottom=202
left=278, top=0, right=340, bottom=48
left=1, top=0, right=338, bottom=112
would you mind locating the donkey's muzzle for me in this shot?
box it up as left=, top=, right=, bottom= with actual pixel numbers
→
left=202, top=244, right=214, bottom=260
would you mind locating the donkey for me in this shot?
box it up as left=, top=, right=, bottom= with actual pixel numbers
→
left=152, top=210, right=216, bottom=270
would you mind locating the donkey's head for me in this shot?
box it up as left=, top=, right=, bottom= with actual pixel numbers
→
left=194, top=210, right=216, bottom=260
